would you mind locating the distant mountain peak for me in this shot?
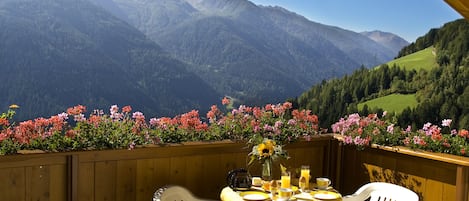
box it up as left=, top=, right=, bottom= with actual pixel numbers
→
left=185, top=0, right=257, bottom=16
left=361, top=30, right=409, bottom=55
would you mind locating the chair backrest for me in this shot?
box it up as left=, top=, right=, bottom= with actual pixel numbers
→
left=153, top=185, right=215, bottom=201
left=343, top=182, right=419, bottom=201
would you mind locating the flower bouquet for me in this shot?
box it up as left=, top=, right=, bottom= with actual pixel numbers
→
left=248, top=134, right=288, bottom=180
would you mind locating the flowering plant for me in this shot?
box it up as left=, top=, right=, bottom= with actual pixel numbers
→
left=208, top=97, right=321, bottom=164
left=331, top=113, right=404, bottom=149
left=0, top=105, right=20, bottom=154
left=332, top=113, right=469, bottom=156
left=403, top=120, right=469, bottom=156
left=0, top=98, right=322, bottom=155
left=207, top=97, right=321, bottom=144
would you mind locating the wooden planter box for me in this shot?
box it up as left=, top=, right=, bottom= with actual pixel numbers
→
left=0, top=136, right=335, bottom=201
left=336, top=141, right=469, bottom=201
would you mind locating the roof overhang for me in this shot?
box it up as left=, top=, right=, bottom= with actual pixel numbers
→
left=445, top=0, right=469, bottom=19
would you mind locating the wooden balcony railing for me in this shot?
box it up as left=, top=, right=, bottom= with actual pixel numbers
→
left=0, top=135, right=467, bottom=201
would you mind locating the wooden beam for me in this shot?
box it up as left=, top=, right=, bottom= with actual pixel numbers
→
left=445, top=0, right=469, bottom=19
left=456, top=166, right=469, bottom=201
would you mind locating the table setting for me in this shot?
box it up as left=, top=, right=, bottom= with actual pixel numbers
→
left=222, top=165, right=342, bottom=201
left=222, top=136, right=342, bottom=201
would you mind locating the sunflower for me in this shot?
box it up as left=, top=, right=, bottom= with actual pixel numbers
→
left=257, top=140, right=274, bottom=157
left=248, top=138, right=288, bottom=166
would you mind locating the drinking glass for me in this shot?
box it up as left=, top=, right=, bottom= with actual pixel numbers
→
left=300, top=165, right=310, bottom=190
left=278, top=188, right=293, bottom=201
left=281, top=171, right=291, bottom=189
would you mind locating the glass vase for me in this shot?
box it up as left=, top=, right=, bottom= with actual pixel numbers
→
left=262, top=158, right=273, bottom=181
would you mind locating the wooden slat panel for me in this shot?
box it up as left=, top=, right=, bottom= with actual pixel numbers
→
left=185, top=155, right=204, bottom=196
left=136, top=159, right=156, bottom=201
left=28, top=165, right=51, bottom=201
left=201, top=154, right=224, bottom=198
left=116, top=160, right=137, bottom=201
left=0, top=167, right=25, bottom=201
left=405, top=174, right=425, bottom=201
left=169, top=157, right=186, bottom=185
left=363, top=149, right=397, bottom=171
left=286, top=145, right=326, bottom=188
left=78, top=162, right=95, bottom=201
left=153, top=158, right=171, bottom=193
left=49, top=164, right=67, bottom=201
left=25, top=167, right=31, bottom=200
left=339, top=146, right=358, bottom=195
left=443, top=183, right=457, bottom=201
left=94, top=161, right=117, bottom=201
left=393, top=157, right=425, bottom=195
left=425, top=179, right=444, bottom=201
left=219, top=152, right=245, bottom=173
left=216, top=151, right=248, bottom=198
left=136, top=157, right=171, bottom=200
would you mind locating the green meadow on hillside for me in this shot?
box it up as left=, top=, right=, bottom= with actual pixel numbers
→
left=361, top=48, right=437, bottom=114
left=358, top=94, right=417, bottom=114
left=385, top=47, right=438, bottom=71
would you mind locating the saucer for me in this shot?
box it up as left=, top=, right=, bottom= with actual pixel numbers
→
left=313, top=186, right=333, bottom=191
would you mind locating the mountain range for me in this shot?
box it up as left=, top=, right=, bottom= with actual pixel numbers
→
left=0, top=0, right=408, bottom=120
left=94, top=0, right=408, bottom=104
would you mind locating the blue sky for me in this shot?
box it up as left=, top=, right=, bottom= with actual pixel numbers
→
left=250, top=0, right=462, bottom=42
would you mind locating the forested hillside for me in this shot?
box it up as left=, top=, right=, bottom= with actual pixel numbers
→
left=0, top=0, right=220, bottom=120
left=295, top=19, right=469, bottom=130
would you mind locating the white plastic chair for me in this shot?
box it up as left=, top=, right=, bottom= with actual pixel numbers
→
left=153, top=185, right=216, bottom=201
left=342, top=182, right=419, bottom=201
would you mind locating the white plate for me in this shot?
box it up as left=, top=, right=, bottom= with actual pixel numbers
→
left=311, top=190, right=341, bottom=200
left=240, top=191, right=270, bottom=201
left=294, top=192, right=315, bottom=200
left=314, top=193, right=337, bottom=199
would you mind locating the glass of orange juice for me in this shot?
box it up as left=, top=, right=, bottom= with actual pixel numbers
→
left=300, top=165, right=310, bottom=189
left=281, top=171, right=291, bottom=188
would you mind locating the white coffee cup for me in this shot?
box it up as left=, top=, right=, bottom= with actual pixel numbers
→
left=316, top=177, right=331, bottom=189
